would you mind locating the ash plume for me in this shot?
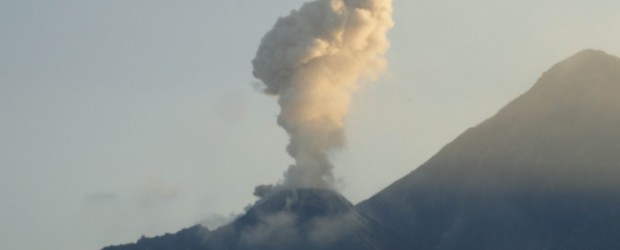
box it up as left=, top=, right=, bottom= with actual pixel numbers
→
left=252, top=0, right=393, bottom=190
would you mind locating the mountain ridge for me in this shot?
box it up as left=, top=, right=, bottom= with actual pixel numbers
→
left=104, top=188, right=411, bottom=250
left=357, top=49, right=620, bottom=249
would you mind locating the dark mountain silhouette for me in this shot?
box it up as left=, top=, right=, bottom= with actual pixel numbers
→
left=102, top=225, right=209, bottom=250
left=104, top=188, right=409, bottom=250
left=358, top=49, right=620, bottom=249
left=103, top=49, right=620, bottom=250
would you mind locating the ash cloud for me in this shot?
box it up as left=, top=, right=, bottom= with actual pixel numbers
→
left=252, top=0, right=393, bottom=189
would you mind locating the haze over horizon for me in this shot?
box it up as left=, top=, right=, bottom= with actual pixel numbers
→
left=1, top=1, right=620, bottom=249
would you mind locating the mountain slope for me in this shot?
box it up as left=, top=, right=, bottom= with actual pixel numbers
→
left=104, top=188, right=410, bottom=250
left=209, top=188, right=411, bottom=250
left=358, top=49, right=620, bottom=249
left=102, top=225, right=210, bottom=250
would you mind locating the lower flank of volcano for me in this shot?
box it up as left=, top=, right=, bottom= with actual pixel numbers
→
left=104, top=188, right=412, bottom=250
left=205, top=188, right=412, bottom=250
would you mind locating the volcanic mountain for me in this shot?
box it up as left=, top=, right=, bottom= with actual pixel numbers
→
left=103, top=49, right=620, bottom=250
left=358, top=49, right=620, bottom=249
left=104, top=188, right=409, bottom=250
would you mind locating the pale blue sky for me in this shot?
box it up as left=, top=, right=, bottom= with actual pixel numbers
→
left=1, top=1, right=619, bottom=249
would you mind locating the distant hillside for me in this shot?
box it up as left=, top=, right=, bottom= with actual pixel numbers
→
left=103, top=225, right=209, bottom=250
left=358, top=49, right=620, bottom=249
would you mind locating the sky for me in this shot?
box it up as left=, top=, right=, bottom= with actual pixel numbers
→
left=1, top=1, right=619, bottom=249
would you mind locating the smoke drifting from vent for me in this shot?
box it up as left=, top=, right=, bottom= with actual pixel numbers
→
left=252, top=0, right=393, bottom=189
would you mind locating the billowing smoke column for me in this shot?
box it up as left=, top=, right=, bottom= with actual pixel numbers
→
left=252, top=0, right=393, bottom=190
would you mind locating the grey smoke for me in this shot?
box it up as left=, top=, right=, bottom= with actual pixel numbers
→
left=252, top=0, right=394, bottom=189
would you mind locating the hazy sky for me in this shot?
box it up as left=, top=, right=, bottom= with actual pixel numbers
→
left=1, top=1, right=619, bottom=249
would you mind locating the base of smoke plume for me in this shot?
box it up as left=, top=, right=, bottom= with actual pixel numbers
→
left=239, top=210, right=360, bottom=248
left=239, top=188, right=362, bottom=248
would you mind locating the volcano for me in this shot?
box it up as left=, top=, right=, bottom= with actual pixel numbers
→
left=358, top=49, right=620, bottom=249
left=104, top=188, right=409, bottom=250
left=104, top=50, right=620, bottom=250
